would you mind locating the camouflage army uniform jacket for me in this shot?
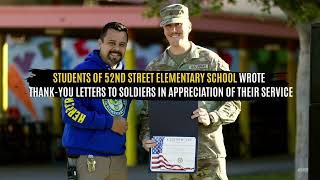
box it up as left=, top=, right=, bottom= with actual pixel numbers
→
left=139, top=42, right=241, bottom=160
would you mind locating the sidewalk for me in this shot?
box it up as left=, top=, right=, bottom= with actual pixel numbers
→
left=227, top=155, right=294, bottom=175
left=0, top=156, right=293, bottom=180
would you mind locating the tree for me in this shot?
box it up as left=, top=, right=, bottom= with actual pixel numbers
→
left=145, top=1, right=320, bottom=180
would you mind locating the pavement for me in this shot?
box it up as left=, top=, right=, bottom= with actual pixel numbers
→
left=0, top=156, right=293, bottom=180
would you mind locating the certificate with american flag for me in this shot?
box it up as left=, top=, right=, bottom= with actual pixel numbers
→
left=150, top=136, right=197, bottom=173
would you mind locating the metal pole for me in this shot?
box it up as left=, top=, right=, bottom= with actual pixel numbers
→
left=124, top=30, right=137, bottom=166
left=238, top=36, right=250, bottom=158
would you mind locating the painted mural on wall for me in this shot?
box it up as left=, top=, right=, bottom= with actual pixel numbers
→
left=206, top=47, right=240, bottom=72
left=133, top=42, right=162, bottom=113
left=134, top=43, right=162, bottom=70
left=8, top=36, right=288, bottom=122
left=7, top=36, right=97, bottom=121
left=249, top=49, right=289, bottom=73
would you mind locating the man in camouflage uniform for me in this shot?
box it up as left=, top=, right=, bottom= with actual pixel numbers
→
left=139, top=4, right=241, bottom=180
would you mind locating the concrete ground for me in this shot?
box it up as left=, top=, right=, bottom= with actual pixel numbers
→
left=0, top=156, right=293, bottom=180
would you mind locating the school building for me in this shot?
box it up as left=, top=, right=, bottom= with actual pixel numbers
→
left=0, top=0, right=298, bottom=166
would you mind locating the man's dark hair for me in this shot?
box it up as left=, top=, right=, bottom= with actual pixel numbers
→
left=100, top=22, right=128, bottom=41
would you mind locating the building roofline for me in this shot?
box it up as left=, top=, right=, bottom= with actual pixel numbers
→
left=0, top=5, right=297, bottom=39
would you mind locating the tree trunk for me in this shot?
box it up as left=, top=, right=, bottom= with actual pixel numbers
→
left=295, top=23, right=310, bottom=180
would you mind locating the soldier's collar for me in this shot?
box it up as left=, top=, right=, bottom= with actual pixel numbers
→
left=163, top=41, right=199, bottom=61
left=187, top=42, right=199, bottom=59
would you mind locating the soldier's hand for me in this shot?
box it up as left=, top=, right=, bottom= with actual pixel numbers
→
left=142, top=139, right=156, bottom=152
left=111, top=116, right=128, bottom=135
left=191, top=108, right=210, bottom=126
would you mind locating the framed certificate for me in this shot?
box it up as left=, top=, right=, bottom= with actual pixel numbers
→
left=150, top=136, right=196, bottom=172
left=149, top=101, right=198, bottom=173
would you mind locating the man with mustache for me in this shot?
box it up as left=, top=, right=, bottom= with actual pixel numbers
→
left=139, top=4, right=241, bottom=180
left=62, top=22, right=130, bottom=180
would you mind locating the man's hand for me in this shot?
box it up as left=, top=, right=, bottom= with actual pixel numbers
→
left=191, top=108, right=210, bottom=126
left=111, top=116, right=128, bottom=135
left=142, top=139, right=156, bottom=152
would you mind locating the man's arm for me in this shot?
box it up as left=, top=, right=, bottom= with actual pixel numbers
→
left=62, top=97, right=113, bottom=130
left=139, top=100, right=156, bottom=151
left=208, top=101, right=241, bottom=126
left=139, top=100, right=150, bottom=141
left=139, top=61, right=157, bottom=142
left=62, top=97, right=128, bottom=134
left=208, top=54, right=241, bottom=126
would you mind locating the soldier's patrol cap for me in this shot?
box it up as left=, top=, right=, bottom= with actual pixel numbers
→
left=160, top=4, right=189, bottom=27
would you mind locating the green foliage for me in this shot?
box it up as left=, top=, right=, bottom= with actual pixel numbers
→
left=144, top=0, right=236, bottom=17
left=143, top=0, right=166, bottom=17
left=248, top=0, right=272, bottom=14
left=284, top=1, right=320, bottom=24
left=249, top=0, right=320, bottom=24
left=144, top=0, right=320, bottom=24
left=181, top=0, right=202, bottom=16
